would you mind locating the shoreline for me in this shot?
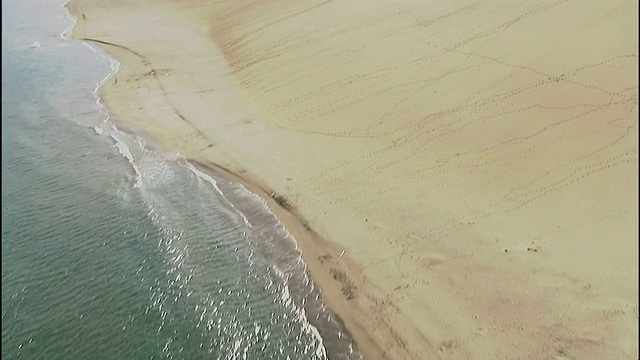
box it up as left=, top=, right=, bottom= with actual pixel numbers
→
left=109, top=85, right=387, bottom=360
left=111, top=108, right=386, bottom=359
left=64, top=3, right=386, bottom=359
left=66, top=0, right=638, bottom=358
left=190, top=159, right=386, bottom=360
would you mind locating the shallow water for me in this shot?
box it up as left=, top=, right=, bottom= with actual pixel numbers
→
left=1, top=0, right=360, bottom=358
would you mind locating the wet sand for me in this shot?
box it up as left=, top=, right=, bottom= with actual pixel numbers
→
left=67, top=0, right=638, bottom=358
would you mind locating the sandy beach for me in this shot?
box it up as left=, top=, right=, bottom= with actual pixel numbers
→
left=67, top=0, right=638, bottom=358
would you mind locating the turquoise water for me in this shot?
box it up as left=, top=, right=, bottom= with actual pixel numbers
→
left=1, top=0, right=360, bottom=358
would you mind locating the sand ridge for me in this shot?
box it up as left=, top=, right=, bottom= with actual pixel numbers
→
left=68, top=0, right=638, bottom=358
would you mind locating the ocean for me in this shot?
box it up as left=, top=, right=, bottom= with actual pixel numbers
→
left=1, top=0, right=360, bottom=359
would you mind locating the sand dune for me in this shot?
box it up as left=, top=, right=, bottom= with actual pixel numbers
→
left=68, top=0, right=638, bottom=358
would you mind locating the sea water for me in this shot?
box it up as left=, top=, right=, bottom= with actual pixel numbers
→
left=1, top=0, right=361, bottom=358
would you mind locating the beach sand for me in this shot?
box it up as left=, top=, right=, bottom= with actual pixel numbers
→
left=67, top=0, right=638, bottom=358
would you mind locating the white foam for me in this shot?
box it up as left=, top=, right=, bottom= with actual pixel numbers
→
left=230, top=183, right=298, bottom=240
left=177, top=161, right=252, bottom=227
left=270, top=260, right=328, bottom=358
left=110, top=131, right=142, bottom=188
left=110, top=132, right=133, bottom=162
